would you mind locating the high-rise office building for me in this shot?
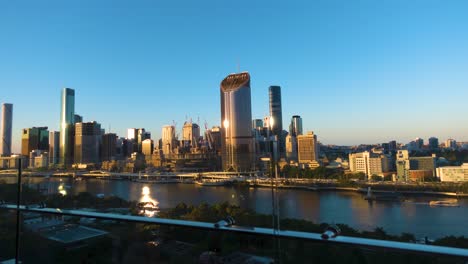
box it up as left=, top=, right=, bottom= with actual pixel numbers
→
left=0, top=103, right=13, bottom=156
left=285, top=134, right=297, bottom=162
left=445, top=139, right=457, bottom=149
left=268, top=86, right=283, bottom=136
left=101, top=133, right=117, bottom=162
left=74, top=121, right=101, bottom=164
left=182, top=122, right=200, bottom=147
left=428, top=137, right=439, bottom=150
left=142, top=139, right=154, bottom=156
left=60, top=88, right=75, bottom=166
left=127, top=128, right=138, bottom=141
left=74, top=114, right=83, bottom=123
left=49, top=131, right=60, bottom=165
left=252, top=119, right=263, bottom=130
left=127, top=128, right=149, bottom=153
left=289, top=115, right=303, bottom=137
left=21, top=127, right=49, bottom=156
left=162, top=125, right=176, bottom=155
left=220, top=72, right=254, bottom=171
left=297, top=131, right=320, bottom=166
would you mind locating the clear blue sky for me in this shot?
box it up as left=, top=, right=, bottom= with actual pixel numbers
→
left=1, top=0, right=468, bottom=153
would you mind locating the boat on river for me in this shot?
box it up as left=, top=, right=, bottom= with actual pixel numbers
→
left=195, top=179, right=230, bottom=186
left=429, top=199, right=459, bottom=207
left=364, top=187, right=404, bottom=202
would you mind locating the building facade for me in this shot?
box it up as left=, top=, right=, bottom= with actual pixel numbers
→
left=220, top=72, right=254, bottom=171
left=297, top=131, right=319, bottom=167
left=349, top=151, right=391, bottom=179
left=59, top=88, right=75, bottom=166
left=101, top=133, right=117, bottom=162
left=0, top=103, right=13, bottom=156
left=48, top=131, right=60, bottom=165
left=162, top=125, right=176, bottom=155
left=289, top=115, right=303, bottom=137
left=21, top=127, right=49, bottom=157
left=396, top=150, right=436, bottom=181
left=437, top=164, right=468, bottom=182
left=74, top=122, right=101, bottom=164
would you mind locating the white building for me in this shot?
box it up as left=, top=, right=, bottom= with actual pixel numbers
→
left=437, top=164, right=468, bottom=182
left=349, top=151, right=391, bottom=179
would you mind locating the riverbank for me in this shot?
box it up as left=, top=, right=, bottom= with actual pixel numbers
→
left=249, top=182, right=468, bottom=198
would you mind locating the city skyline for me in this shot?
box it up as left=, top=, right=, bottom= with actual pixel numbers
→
left=2, top=1, right=468, bottom=152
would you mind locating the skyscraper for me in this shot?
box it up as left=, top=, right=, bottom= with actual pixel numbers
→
left=162, top=125, right=176, bottom=155
left=60, top=88, right=75, bottom=166
left=0, top=103, right=13, bottom=156
left=21, top=127, right=49, bottom=156
left=101, top=133, right=117, bottom=162
left=289, top=115, right=303, bottom=137
left=297, top=131, right=320, bottom=167
left=268, top=86, right=283, bottom=136
left=220, top=72, right=254, bottom=171
left=182, top=122, right=200, bottom=148
left=74, top=121, right=101, bottom=164
left=428, top=137, right=439, bottom=150
left=49, top=131, right=60, bottom=165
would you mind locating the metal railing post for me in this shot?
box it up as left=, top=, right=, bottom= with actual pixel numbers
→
left=15, top=157, right=22, bottom=264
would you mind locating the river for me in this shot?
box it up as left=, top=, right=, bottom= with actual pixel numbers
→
left=8, top=176, right=468, bottom=239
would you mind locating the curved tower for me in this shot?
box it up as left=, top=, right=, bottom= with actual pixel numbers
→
left=220, top=72, right=254, bottom=171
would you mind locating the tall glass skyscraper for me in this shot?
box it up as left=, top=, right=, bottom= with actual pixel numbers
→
left=220, top=72, right=254, bottom=172
left=289, top=115, right=303, bottom=137
left=0, top=103, right=13, bottom=156
left=60, top=88, right=75, bottom=166
left=268, top=86, right=283, bottom=136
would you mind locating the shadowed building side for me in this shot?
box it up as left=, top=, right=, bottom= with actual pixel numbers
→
left=220, top=72, right=254, bottom=172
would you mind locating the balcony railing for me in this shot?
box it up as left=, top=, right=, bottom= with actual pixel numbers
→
left=1, top=157, right=467, bottom=263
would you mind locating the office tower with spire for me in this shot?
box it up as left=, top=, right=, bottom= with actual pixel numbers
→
left=220, top=72, right=254, bottom=171
left=0, top=103, right=13, bottom=157
left=59, top=88, right=75, bottom=166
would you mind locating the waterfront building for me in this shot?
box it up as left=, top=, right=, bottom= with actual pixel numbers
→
left=34, top=152, right=49, bottom=168
left=289, top=115, right=303, bottom=137
left=74, top=121, right=101, bottom=164
left=297, top=131, right=319, bottom=168
left=21, top=127, right=49, bottom=157
left=396, top=150, right=436, bottom=182
left=0, top=103, right=13, bottom=156
left=220, top=72, right=254, bottom=171
left=101, top=133, right=117, bottom=161
left=60, top=88, right=75, bottom=166
left=349, top=151, right=391, bottom=179
left=48, top=131, right=60, bottom=165
left=437, top=163, right=468, bottom=182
